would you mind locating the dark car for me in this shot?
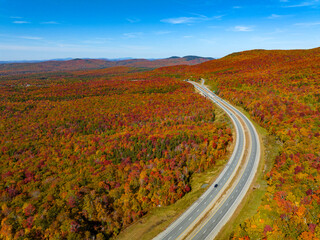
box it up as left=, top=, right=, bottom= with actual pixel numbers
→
left=214, top=184, right=218, bottom=188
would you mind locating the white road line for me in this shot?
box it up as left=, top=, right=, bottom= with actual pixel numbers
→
left=154, top=81, right=260, bottom=240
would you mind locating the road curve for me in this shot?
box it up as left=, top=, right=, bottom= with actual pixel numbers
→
left=154, top=81, right=260, bottom=240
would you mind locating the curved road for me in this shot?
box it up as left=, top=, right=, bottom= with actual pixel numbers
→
left=154, top=81, right=260, bottom=240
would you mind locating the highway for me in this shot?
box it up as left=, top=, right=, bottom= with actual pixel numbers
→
left=154, top=81, right=260, bottom=240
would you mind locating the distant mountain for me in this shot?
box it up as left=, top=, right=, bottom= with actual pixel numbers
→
left=0, top=56, right=214, bottom=76
left=0, top=60, right=42, bottom=64
left=183, top=55, right=214, bottom=61
left=0, top=58, right=74, bottom=64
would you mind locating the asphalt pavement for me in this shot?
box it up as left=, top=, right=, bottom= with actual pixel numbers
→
left=154, top=81, right=260, bottom=240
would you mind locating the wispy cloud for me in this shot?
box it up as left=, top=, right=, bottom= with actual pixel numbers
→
left=232, top=26, right=254, bottom=32
left=233, top=6, right=242, bottom=9
left=213, top=15, right=224, bottom=20
left=294, top=21, right=320, bottom=26
left=267, top=14, right=282, bottom=19
left=123, top=32, right=143, bottom=38
left=161, top=15, right=209, bottom=24
left=127, top=18, right=140, bottom=23
left=0, top=34, right=43, bottom=41
left=10, top=16, right=23, bottom=19
left=283, top=0, right=319, bottom=7
left=41, top=21, right=59, bottom=24
left=267, top=14, right=292, bottom=19
left=161, top=17, right=198, bottom=24
left=13, top=21, right=30, bottom=24
left=19, top=36, right=43, bottom=40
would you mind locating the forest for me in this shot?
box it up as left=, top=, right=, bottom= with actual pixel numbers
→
left=1, top=47, right=320, bottom=239
left=0, top=67, right=232, bottom=239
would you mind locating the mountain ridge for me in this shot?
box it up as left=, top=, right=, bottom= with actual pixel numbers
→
left=0, top=56, right=214, bottom=76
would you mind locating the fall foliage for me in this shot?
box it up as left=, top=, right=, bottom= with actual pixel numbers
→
left=2, top=46, right=320, bottom=239
left=0, top=68, right=232, bottom=239
left=163, top=47, right=320, bottom=239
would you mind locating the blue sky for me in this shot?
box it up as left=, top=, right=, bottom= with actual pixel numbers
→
left=1, top=0, right=320, bottom=60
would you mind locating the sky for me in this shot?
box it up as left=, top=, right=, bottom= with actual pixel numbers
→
left=1, top=0, right=320, bottom=60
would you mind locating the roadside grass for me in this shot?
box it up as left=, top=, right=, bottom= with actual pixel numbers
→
left=116, top=98, right=233, bottom=240
left=215, top=104, right=281, bottom=240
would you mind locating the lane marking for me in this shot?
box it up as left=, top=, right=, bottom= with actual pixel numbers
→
left=164, top=81, right=259, bottom=240
left=188, top=82, right=258, bottom=240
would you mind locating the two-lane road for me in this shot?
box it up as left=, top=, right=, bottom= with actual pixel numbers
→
left=154, top=81, right=260, bottom=240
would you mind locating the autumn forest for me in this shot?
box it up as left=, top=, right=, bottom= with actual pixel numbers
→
left=1, top=47, right=320, bottom=239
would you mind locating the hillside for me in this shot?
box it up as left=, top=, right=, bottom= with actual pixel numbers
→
left=0, top=56, right=213, bottom=76
left=1, top=47, right=320, bottom=239
left=157, top=47, right=320, bottom=239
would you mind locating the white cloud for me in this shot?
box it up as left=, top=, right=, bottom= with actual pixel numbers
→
left=41, top=21, right=59, bottom=24
left=161, top=15, right=209, bottom=24
left=123, top=32, right=143, bottom=38
left=233, top=26, right=254, bottom=32
left=19, top=36, right=43, bottom=40
left=268, top=14, right=282, bottom=19
left=213, top=15, right=224, bottom=20
left=267, top=14, right=292, bottom=19
left=10, top=16, right=23, bottom=19
left=13, top=21, right=30, bottom=24
left=161, top=17, right=198, bottom=24
left=294, top=22, right=320, bottom=26
left=233, top=6, right=242, bottom=8
left=127, top=18, right=140, bottom=23
left=161, top=14, right=223, bottom=25
left=284, top=0, right=319, bottom=7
